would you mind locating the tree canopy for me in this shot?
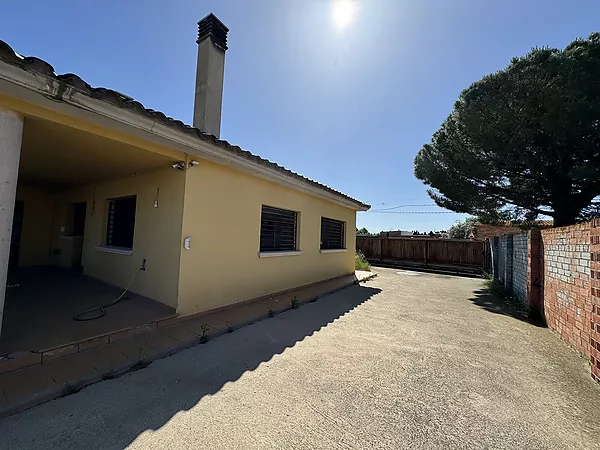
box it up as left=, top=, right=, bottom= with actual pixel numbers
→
left=414, top=33, right=600, bottom=227
left=448, top=217, right=477, bottom=240
left=356, top=227, right=377, bottom=236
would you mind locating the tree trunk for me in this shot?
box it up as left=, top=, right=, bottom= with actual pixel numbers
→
left=550, top=189, right=583, bottom=227
left=552, top=209, right=579, bottom=227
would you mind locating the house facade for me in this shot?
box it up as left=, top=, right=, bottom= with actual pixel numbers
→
left=0, top=14, right=368, bottom=350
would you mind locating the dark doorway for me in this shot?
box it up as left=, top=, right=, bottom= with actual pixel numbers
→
left=70, top=202, right=87, bottom=273
left=72, top=202, right=87, bottom=237
left=9, top=200, right=24, bottom=269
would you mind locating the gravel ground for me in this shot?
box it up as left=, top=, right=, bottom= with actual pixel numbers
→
left=1, top=267, right=599, bottom=449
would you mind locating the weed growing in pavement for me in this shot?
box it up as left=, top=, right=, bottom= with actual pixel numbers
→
left=200, top=323, right=210, bottom=343
left=483, top=276, right=509, bottom=299
left=290, top=296, right=299, bottom=309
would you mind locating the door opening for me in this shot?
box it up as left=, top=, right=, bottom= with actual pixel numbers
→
left=70, top=202, right=87, bottom=273
left=8, top=200, right=24, bottom=269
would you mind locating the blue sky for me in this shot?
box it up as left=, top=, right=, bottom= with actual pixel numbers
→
left=2, top=1, right=598, bottom=232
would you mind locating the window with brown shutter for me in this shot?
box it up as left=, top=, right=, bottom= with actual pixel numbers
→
left=320, top=217, right=345, bottom=250
left=260, top=206, right=298, bottom=252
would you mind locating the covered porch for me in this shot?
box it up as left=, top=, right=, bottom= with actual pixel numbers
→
left=1, top=112, right=186, bottom=355
left=2, top=267, right=174, bottom=353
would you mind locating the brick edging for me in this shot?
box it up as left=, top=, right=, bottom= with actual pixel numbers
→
left=0, top=313, right=179, bottom=375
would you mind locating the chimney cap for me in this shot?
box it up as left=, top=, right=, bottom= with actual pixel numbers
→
left=197, top=13, right=229, bottom=51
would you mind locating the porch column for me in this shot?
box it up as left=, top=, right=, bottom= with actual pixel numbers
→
left=0, top=109, right=23, bottom=338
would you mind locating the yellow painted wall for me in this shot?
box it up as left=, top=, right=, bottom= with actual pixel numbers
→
left=15, top=186, right=54, bottom=266
left=177, top=160, right=357, bottom=315
left=50, top=168, right=185, bottom=308
left=13, top=153, right=357, bottom=316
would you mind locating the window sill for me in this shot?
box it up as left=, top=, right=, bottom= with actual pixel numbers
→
left=320, top=249, right=348, bottom=254
left=258, top=251, right=303, bottom=258
left=95, top=245, right=133, bottom=256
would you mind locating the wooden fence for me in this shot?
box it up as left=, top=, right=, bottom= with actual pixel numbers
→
left=356, top=236, right=484, bottom=269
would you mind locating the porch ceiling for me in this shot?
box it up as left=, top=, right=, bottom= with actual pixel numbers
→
left=19, top=117, right=177, bottom=190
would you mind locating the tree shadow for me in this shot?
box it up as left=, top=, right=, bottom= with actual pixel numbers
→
left=469, top=288, right=546, bottom=327
left=1, top=284, right=382, bottom=450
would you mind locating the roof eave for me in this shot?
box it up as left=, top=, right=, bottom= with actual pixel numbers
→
left=0, top=51, right=369, bottom=211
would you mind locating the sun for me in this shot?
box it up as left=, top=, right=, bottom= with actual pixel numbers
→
left=332, top=0, right=356, bottom=30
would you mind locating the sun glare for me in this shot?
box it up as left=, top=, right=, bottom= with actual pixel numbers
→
left=332, top=0, right=356, bottom=30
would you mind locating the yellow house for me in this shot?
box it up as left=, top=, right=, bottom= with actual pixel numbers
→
left=0, top=14, right=369, bottom=354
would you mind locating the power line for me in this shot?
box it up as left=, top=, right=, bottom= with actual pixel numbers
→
left=369, top=203, right=437, bottom=212
left=363, top=211, right=460, bottom=214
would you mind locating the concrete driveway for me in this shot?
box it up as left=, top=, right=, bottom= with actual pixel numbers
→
left=1, top=268, right=599, bottom=449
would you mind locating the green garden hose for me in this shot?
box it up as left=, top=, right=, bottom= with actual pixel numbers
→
left=73, top=268, right=140, bottom=321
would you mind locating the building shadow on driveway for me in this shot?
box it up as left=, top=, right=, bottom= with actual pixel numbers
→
left=1, top=284, right=382, bottom=450
left=468, top=288, right=545, bottom=327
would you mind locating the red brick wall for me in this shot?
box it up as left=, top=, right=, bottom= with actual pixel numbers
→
left=475, top=222, right=553, bottom=240
left=527, top=230, right=542, bottom=321
left=492, top=222, right=600, bottom=383
left=541, top=223, right=592, bottom=359
left=474, top=223, right=522, bottom=240
left=589, top=219, right=600, bottom=382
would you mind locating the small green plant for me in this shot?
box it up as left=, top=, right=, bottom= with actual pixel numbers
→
left=200, top=323, right=210, bottom=343
left=355, top=251, right=371, bottom=271
left=482, top=273, right=533, bottom=322
left=290, top=296, right=299, bottom=309
left=268, top=307, right=275, bottom=318
left=483, top=276, right=509, bottom=299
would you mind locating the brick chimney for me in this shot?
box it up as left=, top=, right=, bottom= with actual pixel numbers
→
left=193, top=13, right=228, bottom=138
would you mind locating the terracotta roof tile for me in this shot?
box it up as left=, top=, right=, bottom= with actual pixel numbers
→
left=0, top=40, right=369, bottom=210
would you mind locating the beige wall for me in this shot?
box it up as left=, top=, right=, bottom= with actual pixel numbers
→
left=15, top=168, right=185, bottom=308
left=69, top=169, right=185, bottom=308
left=14, top=155, right=357, bottom=315
left=15, top=185, right=54, bottom=266
left=177, top=160, right=357, bottom=315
